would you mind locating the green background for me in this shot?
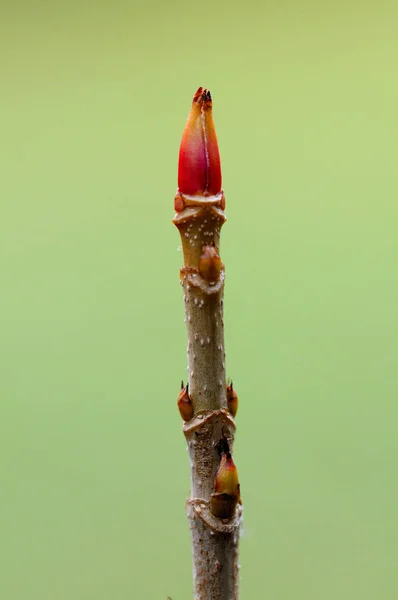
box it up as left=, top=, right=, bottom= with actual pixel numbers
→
left=1, top=1, right=397, bottom=598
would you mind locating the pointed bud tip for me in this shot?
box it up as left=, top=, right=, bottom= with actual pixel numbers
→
left=177, top=383, right=193, bottom=421
left=177, top=87, right=222, bottom=198
left=227, top=382, right=238, bottom=418
left=193, top=87, right=212, bottom=105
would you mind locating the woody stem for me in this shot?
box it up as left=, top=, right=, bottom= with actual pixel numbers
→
left=173, top=191, right=241, bottom=600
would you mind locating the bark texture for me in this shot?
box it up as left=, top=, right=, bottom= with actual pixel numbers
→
left=174, top=190, right=242, bottom=600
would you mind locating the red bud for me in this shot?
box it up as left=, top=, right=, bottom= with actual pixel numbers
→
left=178, top=87, right=222, bottom=197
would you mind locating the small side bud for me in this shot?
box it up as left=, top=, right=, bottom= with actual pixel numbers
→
left=198, top=244, right=222, bottom=283
left=177, top=381, right=193, bottom=421
left=213, top=453, right=239, bottom=496
left=226, top=381, right=238, bottom=418
left=210, top=452, right=241, bottom=519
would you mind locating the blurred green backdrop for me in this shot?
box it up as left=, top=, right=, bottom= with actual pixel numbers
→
left=1, top=1, right=397, bottom=598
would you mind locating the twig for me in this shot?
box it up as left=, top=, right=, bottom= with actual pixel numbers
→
left=173, top=88, right=242, bottom=600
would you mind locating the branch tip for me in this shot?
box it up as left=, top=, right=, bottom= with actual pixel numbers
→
left=174, top=88, right=240, bottom=597
left=177, top=87, right=222, bottom=198
left=193, top=86, right=212, bottom=106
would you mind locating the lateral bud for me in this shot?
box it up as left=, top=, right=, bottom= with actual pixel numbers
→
left=210, top=452, right=241, bottom=519
left=177, top=381, right=193, bottom=421
left=198, top=244, right=222, bottom=283
left=226, top=381, right=238, bottom=418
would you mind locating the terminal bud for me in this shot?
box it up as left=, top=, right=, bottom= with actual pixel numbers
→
left=177, top=87, right=222, bottom=197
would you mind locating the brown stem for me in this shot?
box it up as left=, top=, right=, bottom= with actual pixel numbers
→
left=173, top=190, right=241, bottom=600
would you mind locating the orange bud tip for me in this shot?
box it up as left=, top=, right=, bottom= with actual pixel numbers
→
left=177, top=382, right=194, bottom=421
left=177, top=87, right=222, bottom=198
left=198, top=244, right=222, bottom=283
left=226, top=382, right=238, bottom=418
